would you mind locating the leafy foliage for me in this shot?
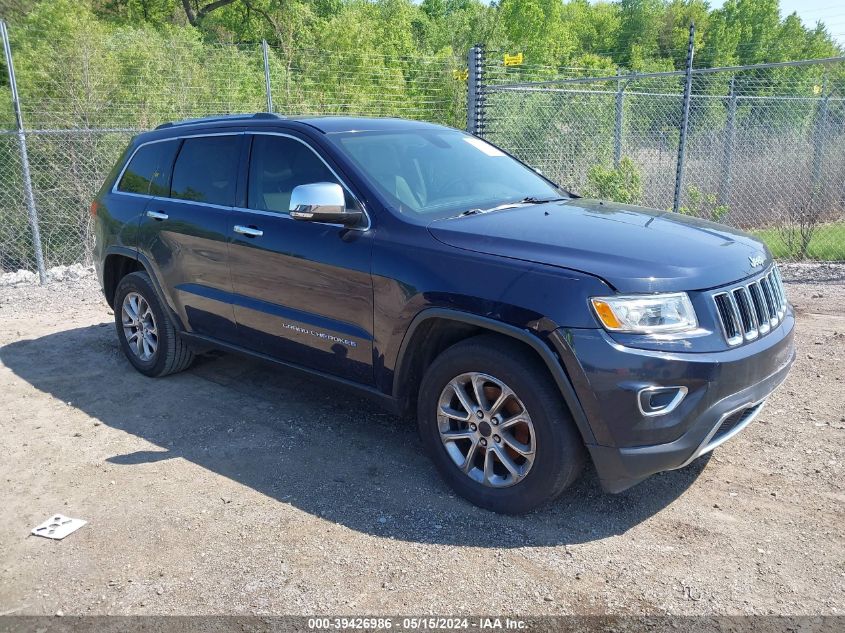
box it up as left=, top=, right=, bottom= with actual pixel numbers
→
left=3, top=1, right=841, bottom=79
left=583, top=157, right=643, bottom=204
left=678, top=185, right=729, bottom=222
left=0, top=1, right=843, bottom=269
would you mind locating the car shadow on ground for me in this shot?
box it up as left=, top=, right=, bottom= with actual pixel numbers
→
left=1, top=323, right=710, bottom=548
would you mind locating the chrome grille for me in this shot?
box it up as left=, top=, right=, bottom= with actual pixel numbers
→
left=747, top=282, right=769, bottom=334
left=760, top=277, right=777, bottom=325
left=732, top=287, right=757, bottom=340
left=714, top=293, right=742, bottom=345
left=712, top=266, right=788, bottom=346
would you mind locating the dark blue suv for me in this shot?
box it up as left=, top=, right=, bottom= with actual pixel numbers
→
left=92, top=114, right=796, bottom=513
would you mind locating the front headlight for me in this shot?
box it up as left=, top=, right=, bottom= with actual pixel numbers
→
left=590, top=292, right=697, bottom=333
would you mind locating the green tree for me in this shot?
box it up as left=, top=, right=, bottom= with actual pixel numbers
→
left=499, top=0, right=574, bottom=67
left=659, top=0, right=709, bottom=68
left=562, top=0, right=621, bottom=57
left=616, top=0, right=665, bottom=67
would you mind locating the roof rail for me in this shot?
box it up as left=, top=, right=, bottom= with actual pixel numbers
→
left=154, top=112, right=285, bottom=130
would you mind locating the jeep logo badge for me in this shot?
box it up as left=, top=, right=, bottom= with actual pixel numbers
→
left=749, top=255, right=765, bottom=267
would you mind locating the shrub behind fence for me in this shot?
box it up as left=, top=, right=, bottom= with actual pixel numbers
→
left=0, top=24, right=464, bottom=274
left=479, top=51, right=845, bottom=261
left=2, top=21, right=844, bottom=276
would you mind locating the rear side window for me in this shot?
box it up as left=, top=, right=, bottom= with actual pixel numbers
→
left=170, top=135, right=241, bottom=206
left=117, top=140, right=179, bottom=196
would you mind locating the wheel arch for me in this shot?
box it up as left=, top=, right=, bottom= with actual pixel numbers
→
left=102, top=248, right=184, bottom=333
left=392, top=309, right=596, bottom=444
left=102, top=250, right=143, bottom=308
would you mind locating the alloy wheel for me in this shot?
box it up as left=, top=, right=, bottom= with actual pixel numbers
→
left=121, top=291, right=158, bottom=361
left=437, top=372, right=536, bottom=487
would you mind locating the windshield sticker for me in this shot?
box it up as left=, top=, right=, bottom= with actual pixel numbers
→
left=463, top=137, right=505, bottom=157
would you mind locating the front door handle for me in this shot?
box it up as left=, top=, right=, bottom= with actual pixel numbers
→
left=233, top=225, right=263, bottom=238
left=146, top=210, right=168, bottom=221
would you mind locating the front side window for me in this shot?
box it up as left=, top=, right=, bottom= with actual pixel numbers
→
left=117, top=140, right=179, bottom=196
left=170, top=135, right=241, bottom=206
left=247, top=134, right=342, bottom=214
left=330, top=129, right=566, bottom=218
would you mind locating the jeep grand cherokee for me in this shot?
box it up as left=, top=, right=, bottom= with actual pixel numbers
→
left=92, top=114, right=795, bottom=513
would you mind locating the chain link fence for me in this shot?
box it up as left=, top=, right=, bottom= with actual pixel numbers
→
left=2, top=19, right=845, bottom=278
left=1, top=129, right=135, bottom=272
left=0, top=21, right=464, bottom=275
left=477, top=49, right=845, bottom=261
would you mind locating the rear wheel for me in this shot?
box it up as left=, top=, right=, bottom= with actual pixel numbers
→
left=418, top=335, right=586, bottom=514
left=114, top=271, right=194, bottom=377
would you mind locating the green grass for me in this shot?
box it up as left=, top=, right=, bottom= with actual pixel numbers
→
left=751, top=222, right=845, bottom=261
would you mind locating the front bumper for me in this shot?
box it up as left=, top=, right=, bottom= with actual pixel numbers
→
left=551, top=310, right=796, bottom=492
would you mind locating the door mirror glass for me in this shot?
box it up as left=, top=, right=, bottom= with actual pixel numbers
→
left=289, top=182, right=363, bottom=226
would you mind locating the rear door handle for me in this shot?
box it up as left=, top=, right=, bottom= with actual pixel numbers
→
left=146, top=210, right=168, bottom=221
left=233, top=225, right=263, bottom=238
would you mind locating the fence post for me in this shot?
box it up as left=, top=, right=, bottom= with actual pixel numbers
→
left=614, top=69, right=625, bottom=167
left=718, top=76, right=737, bottom=207
left=467, top=44, right=485, bottom=135
left=673, top=22, right=695, bottom=214
left=811, top=75, right=830, bottom=211
left=262, top=39, right=273, bottom=113
left=1, top=19, right=46, bottom=284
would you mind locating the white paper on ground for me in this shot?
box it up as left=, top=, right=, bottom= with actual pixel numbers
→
left=31, top=514, right=87, bottom=540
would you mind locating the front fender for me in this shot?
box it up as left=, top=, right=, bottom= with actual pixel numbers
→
left=391, top=308, right=596, bottom=445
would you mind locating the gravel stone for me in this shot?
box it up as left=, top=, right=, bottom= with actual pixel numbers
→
left=0, top=270, right=843, bottom=615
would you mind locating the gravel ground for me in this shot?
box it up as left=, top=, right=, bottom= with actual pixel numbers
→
left=0, top=266, right=843, bottom=617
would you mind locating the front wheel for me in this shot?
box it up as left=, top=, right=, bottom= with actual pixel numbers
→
left=114, top=271, right=194, bottom=377
left=418, top=335, right=586, bottom=514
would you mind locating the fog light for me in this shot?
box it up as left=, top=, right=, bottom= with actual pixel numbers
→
left=637, top=386, right=688, bottom=417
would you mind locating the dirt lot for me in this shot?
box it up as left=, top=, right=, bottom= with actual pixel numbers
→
left=0, top=265, right=843, bottom=617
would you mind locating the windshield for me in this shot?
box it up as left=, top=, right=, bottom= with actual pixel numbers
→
left=330, top=129, right=567, bottom=219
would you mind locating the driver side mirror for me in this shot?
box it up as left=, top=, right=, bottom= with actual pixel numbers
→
left=289, top=182, right=364, bottom=227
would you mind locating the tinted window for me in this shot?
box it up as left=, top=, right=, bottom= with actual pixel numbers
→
left=247, top=135, right=340, bottom=213
left=170, top=135, right=241, bottom=206
left=331, top=130, right=565, bottom=218
left=117, top=140, right=179, bottom=196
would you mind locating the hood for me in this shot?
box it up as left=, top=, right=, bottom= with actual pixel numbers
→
left=428, top=199, right=771, bottom=293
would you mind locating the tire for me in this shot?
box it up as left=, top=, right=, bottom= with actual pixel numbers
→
left=113, top=271, right=194, bottom=377
left=418, top=334, right=585, bottom=514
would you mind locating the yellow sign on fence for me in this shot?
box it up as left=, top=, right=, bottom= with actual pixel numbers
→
left=503, top=52, right=524, bottom=67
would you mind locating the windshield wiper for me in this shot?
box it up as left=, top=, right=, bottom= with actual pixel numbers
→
left=458, top=202, right=522, bottom=217
left=520, top=196, right=568, bottom=204
left=455, top=197, right=567, bottom=218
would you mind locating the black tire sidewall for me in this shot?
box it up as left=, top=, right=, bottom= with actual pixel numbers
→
left=113, top=272, right=170, bottom=377
left=418, top=339, right=583, bottom=514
